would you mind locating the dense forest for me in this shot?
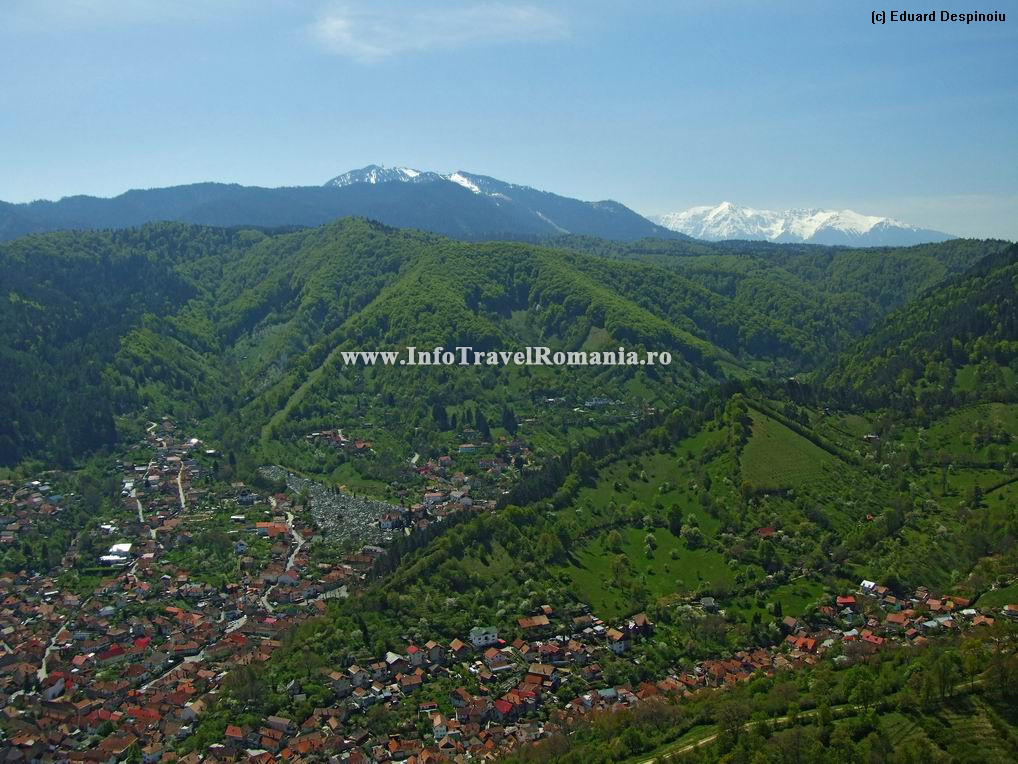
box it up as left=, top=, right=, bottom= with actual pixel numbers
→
left=0, top=226, right=249, bottom=465
left=0, top=219, right=1007, bottom=473
left=824, top=244, right=1018, bottom=413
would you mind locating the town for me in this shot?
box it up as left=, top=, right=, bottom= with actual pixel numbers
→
left=2, top=418, right=1016, bottom=762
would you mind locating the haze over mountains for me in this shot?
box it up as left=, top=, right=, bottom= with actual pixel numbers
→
left=653, top=201, right=955, bottom=246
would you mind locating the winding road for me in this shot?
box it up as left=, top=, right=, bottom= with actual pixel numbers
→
left=176, top=463, right=186, bottom=511
left=259, top=500, right=306, bottom=613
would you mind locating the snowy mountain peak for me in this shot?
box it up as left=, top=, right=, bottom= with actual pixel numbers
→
left=446, top=171, right=482, bottom=194
left=652, top=202, right=953, bottom=246
left=313, top=165, right=678, bottom=240
left=324, top=164, right=428, bottom=187
left=324, top=166, right=519, bottom=197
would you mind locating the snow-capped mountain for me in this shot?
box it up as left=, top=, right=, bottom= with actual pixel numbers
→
left=325, top=164, right=526, bottom=197
left=324, top=165, right=493, bottom=194
left=320, top=165, right=679, bottom=240
left=652, top=202, right=954, bottom=246
left=325, top=165, right=432, bottom=186
left=0, top=166, right=685, bottom=242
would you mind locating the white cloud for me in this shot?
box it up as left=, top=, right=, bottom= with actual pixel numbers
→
left=310, top=2, right=569, bottom=62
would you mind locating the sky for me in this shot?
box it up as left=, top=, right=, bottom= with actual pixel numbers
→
left=1, top=0, right=1016, bottom=238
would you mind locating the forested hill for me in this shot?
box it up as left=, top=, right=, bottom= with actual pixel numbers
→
left=0, top=220, right=786, bottom=468
left=546, top=235, right=1011, bottom=350
left=0, top=226, right=256, bottom=466
left=823, top=243, right=1018, bottom=413
left=0, top=219, right=1008, bottom=469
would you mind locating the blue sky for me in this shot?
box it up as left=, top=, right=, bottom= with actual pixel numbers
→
left=1, top=0, right=1015, bottom=237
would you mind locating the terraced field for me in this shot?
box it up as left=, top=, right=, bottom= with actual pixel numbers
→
left=879, top=695, right=1018, bottom=763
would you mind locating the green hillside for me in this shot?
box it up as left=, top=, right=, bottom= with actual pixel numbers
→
left=2, top=220, right=1006, bottom=474
left=741, top=408, right=840, bottom=490
left=825, top=244, right=1018, bottom=412
left=190, top=380, right=1017, bottom=751
left=550, top=235, right=1010, bottom=357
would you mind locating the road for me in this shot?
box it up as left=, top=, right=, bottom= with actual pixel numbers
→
left=133, top=492, right=157, bottom=541
left=34, top=596, right=94, bottom=683
left=225, top=614, right=248, bottom=633
left=176, top=463, right=186, bottom=511
left=259, top=500, right=306, bottom=613
left=133, top=430, right=159, bottom=538
left=140, top=646, right=209, bottom=691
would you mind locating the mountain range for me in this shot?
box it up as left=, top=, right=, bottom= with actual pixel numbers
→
left=0, top=168, right=960, bottom=247
left=0, top=166, right=678, bottom=243
left=652, top=201, right=954, bottom=246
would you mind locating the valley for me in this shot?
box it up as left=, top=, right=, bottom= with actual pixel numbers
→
left=4, top=1, right=1015, bottom=760
left=0, top=219, right=1016, bottom=762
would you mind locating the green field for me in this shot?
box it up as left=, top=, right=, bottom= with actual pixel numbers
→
left=547, top=429, right=745, bottom=618
left=564, top=433, right=731, bottom=534
left=853, top=695, right=1018, bottom=763
left=563, top=525, right=732, bottom=618
left=924, top=695, right=1018, bottom=762
left=724, top=578, right=827, bottom=623
left=987, top=476, right=1018, bottom=506
left=827, top=411, right=877, bottom=438
left=618, top=691, right=1018, bottom=764
left=954, top=363, right=1018, bottom=394
left=742, top=410, right=839, bottom=491
left=921, top=402, right=1018, bottom=462
left=328, top=460, right=391, bottom=495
